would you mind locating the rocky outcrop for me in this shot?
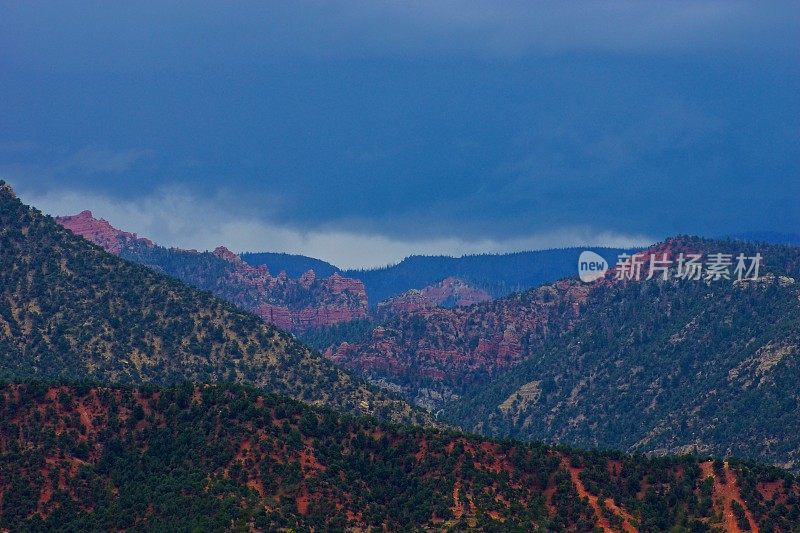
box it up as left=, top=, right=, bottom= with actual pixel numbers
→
left=212, top=245, right=241, bottom=263
left=376, top=277, right=491, bottom=318
left=421, top=276, right=492, bottom=306
left=377, top=289, right=430, bottom=315
left=326, top=278, right=591, bottom=408
left=56, top=211, right=367, bottom=332
left=56, top=210, right=154, bottom=254
left=256, top=303, right=294, bottom=331
left=299, top=269, right=316, bottom=288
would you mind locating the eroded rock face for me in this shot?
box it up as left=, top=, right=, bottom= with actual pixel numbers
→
left=331, top=240, right=689, bottom=407
left=326, top=236, right=800, bottom=411
left=256, top=303, right=294, bottom=331
left=376, top=277, right=492, bottom=318
left=326, top=278, right=591, bottom=408
left=421, top=277, right=493, bottom=306
left=212, top=245, right=240, bottom=263
left=377, top=289, right=430, bottom=316
left=56, top=211, right=154, bottom=254
left=299, top=270, right=316, bottom=288
left=56, top=212, right=367, bottom=332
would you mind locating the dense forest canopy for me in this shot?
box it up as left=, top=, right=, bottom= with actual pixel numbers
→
left=2, top=381, right=798, bottom=532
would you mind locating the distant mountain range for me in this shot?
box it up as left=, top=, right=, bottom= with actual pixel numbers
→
left=245, top=248, right=638, bottom=308
left=338, top=249, right=633, bottom=305
left=243, top=237, right=800, bottom=307
left=56, top=210, right=634, bottom=327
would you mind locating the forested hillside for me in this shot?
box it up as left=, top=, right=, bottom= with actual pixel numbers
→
left=445, top=238, right=800, bottom=470
left=0, top=184, right=430, bottom=426
left=3, top=381, right=798, bottom=532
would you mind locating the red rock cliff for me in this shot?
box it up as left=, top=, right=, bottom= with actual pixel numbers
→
left=376, top=277, right=492, bottom=318
left=56, top=211, right=154, bottom=254
left=56, top=212, right=367, bottom=332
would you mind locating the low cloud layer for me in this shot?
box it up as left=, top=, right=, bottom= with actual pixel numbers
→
left=21, top=186, right=654, bottom=269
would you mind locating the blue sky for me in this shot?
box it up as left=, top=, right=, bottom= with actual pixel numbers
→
left=2, top=1, right=798, bottom=267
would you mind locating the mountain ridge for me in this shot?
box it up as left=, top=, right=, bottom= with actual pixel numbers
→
left=0, top=184, right=431, bottom=426
left=55, top=211, right=369, bottom=332
left=443, top=237, right=800, bottom=469
left=243, top=247, right=635, bottom=307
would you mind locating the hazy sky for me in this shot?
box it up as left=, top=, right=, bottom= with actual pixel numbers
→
left=2, top=1, right=798, bottom=267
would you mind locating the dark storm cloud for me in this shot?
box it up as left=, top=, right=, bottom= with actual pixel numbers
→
left=1, top=1, right=798, bottom=265
left=3, top=1, right=796, bottom=64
